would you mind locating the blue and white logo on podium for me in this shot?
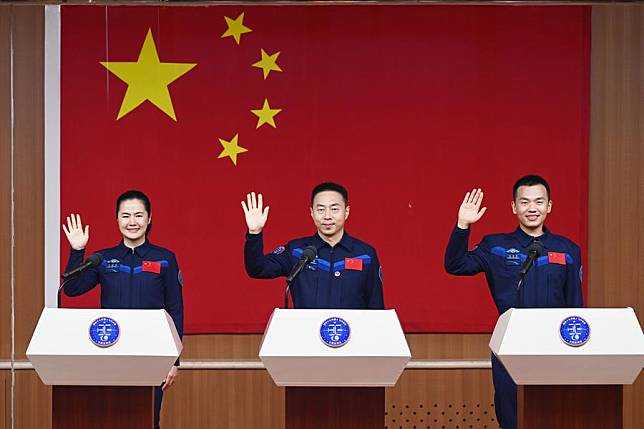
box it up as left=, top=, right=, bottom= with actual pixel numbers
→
left=559, top=316, right=590, bottom=347
left=89, top=317, right=120, bottom=348
left=320, top=317, right=351, bottom=348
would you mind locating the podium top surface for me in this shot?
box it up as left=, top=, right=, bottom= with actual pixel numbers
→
left=490, top=307, right=644, bottom=356
left=27, top=308, right=182, bottom=357
left=260, top=308, right=410, bottom=358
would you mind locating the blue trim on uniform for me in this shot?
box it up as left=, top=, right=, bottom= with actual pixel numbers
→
left=535, top=256, right=549, bottom=267
left=102, top=260, right=168, bottom=274
left=492, top=246, right=575, bottom=267
left=490, top=246, right=575, bottom=267
left=491, top=246, right=507, bottom=257
left=133, top=260, right=168, bottom=274
left=293, top=248, right=373, bottom=272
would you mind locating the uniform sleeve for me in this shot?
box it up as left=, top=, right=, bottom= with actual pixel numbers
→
left=565, top=244, right=584, bottom=308
left=164, top=252, right=184, bottom=366
left=444, top=225, right=489, bottom=276
left=244, top=232, right=292, bottom=279
left=366, top=251, right=384, bottom=309
left=62, top=248, right=100, bottom=296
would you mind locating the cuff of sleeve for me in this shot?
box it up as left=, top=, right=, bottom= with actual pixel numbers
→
left=174, top=358, right=180, bottom=366
left=245, top=231, right=263, bottom=240
left=453, top=224, right=470, bottom=234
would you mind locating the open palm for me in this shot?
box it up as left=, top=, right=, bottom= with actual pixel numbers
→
left=62, top=213, right=89, bottom=250
left=457, top=188, right=487, bottom=229
left=241, top=192, right=269, bottom=234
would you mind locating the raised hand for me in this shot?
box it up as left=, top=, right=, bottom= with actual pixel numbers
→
left=62, top=213, right=89, bottom=250
left=241, top=192, right=270, bottom=234
left=457, top=188, right=487, bottom=229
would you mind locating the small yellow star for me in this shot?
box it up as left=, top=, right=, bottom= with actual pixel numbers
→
left=252, top=49, right=283, bottom=80
left=100, top=29, right=196, bottom=121
left=217, top=134, right=248, bottom=166
left=251, top=99, right=282, bottom=129
left=221, top=12, right=252, bottom=45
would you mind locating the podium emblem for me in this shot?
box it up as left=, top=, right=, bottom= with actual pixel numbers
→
left=559, top=316, right=590, bottom=347
left=320, top=317, right=351, bottom=348
left=89, top=317, right=121, bottom=348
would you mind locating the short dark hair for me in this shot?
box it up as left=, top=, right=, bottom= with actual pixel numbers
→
left=311, top=182, right=349, bottom=206
left=116, top=190, right=151, bottom=216
left=513, top=175, right=550, bottom=201
left=116, top=190, right=152, bottom=235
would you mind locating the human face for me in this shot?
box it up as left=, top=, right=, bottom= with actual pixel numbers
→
left=310, top=190, right=350, bottom=242
left=511, top=184, right=552, bottom=236
left=117, top=198, right=150, bottom=247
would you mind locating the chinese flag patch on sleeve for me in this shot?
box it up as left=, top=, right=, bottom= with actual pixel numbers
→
left=548, top=252, right=567, bottom=265
left=345, top=258, right=363, bottom=271
left=142, top=260, right=161, bottom=273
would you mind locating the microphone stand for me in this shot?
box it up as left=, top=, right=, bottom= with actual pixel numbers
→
left=515, top=273, right=527, bottom=309
left=284, top=280, right=292, bottom=309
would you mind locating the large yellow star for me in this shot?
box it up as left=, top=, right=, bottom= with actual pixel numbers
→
left=100, top=29, right=197, bottom=121
left=217, top=134, right=248, bottom=166
left=221, top=12, right=252, bottom=45
left=251, top=99, right=282, bottom=129
left=252, top=49, right=283, bottom=80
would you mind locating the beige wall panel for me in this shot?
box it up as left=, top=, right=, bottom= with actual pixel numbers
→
left=182, top=334, right=264, bottom=359
left=161, top=368, right=498, bottom=429
left=0, top=5, right=13, bottom=360
left=589, top=5, right=643, bottom=429
left=387, top=369, right=498, bottom=429
left=161, top=369, right=284, bottom=429
left=12, top=5, right=44, bottom=360
left=1, top=371, right=7, bottom=429
left=181, top=333, right=492, bottom=360
left=14, top=371, right=50, bottom=429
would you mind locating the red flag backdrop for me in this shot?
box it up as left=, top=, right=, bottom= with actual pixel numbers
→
left=60, top=5, right=590, bottom=333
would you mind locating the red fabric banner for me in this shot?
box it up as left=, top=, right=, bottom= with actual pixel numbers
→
left=60, top=5, right=589, bottom=333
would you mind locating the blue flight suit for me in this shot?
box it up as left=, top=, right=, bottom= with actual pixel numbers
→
left=64, top=240, right=184, bottom=429
left=444, top=225, right=583, bottom=429
left=244, top=231, right=384, bottom=309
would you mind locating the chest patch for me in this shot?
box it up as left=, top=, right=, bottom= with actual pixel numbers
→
left=142, top=260, right=161, bottom=274
left=505, top=248, right=521, bottom=266
left=548, top=252, right=567, bottom=265
left=345, top=258, right=363, bottom=271
left=105, top=258, right=121, bottom=273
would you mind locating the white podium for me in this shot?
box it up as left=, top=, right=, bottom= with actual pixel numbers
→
left=259, top=308, right=410, bottom=429
left=27, top=308, right=182, bottom=429
left=490, top=308, right=644, bottom=429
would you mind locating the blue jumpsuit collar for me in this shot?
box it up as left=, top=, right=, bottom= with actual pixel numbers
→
left=313, top=231, right=354, bottom=252
left=512, top=226, right=551, bottom=248
left=117, top=239, right=153, bottom=259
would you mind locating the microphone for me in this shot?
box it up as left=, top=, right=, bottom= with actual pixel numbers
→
left=61, top=253, right=103, bottom=279
left=516, top=240, right=544, bottom=308
left=518, top=240, right=544, bottom=276
left=284, top=245, right=317, bottom=309
left=58, top=253, right=103, bottom=308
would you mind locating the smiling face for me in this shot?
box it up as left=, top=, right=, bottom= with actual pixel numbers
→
left=310, top=190, right=350, bottom=244
left=511, top=184, right=552, bottom=236
left=117, top=198, right=150, bottom=248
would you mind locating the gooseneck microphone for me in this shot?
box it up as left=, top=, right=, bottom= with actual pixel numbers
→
left=62, top=253, right=104, bottom=279
left=516, top=240, right=544, bottom=308
left=284, top=246, right=317, bottom=309
left=58, top=253, right=103, bottom=308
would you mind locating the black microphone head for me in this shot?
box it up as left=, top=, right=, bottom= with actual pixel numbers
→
left=301, top=245, right=317, bottom=261
left=528, top=240, right=544, bottom=256
left=88, top=253, right=104, bottom=267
